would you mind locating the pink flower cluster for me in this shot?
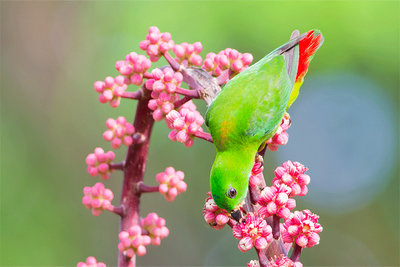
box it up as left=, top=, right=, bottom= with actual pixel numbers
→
left=140, top=213, right=169, bottom=246
left=203, top=48, right=253, bottom=81
left=82, top=182, right=114, bottom=216
left=146, top=67, right=183, bottom=121
left=173, top=42, right=203, bottom=67
left=267, top=255, right=303, bottom=267
left=281, top=210, right=322, bottom=248
left=266, top=112, right=291, bottom=151
left=115, top=52, right=152, bottom=86
left=139, top=26, right=174, bottom=62
left=249, top=162, right=264, bottom=187
left=103, top=116, right=135, bottom=149
left=94, top=76, right=128, bottom=108
left=86, top=148, right=115, bottom=180
left=258, top=184, right=296, bottom=220
left=118, top=225, right=151, bottom=258
left=232, top=213, right=273, bottom=252
left=165, top=103, right=204, bottom=147
left=77, top=256, right=106, bottom=267
left=273, top=161, right=310, bottom=197
left=202, top=192, right=230, bottom=230
left=156, top=167, right=187, bottom=201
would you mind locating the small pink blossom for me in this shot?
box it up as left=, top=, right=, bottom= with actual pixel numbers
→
left=82, top=182, right=114, bottom=216
left=156, top=167, right=187, bottom=201
left=165, top=101, right=204, bottom=147
left=118, top=225, right=151, bottom=258
left=94, top=76, right=128, bottom=108
left=103, top=116, right=135, bottom=149
left=249, top=162, right=264, bottom=187
left=266, top=113, right=291, bottom=151
left=258, top=184, right=296, bottom=220
left=146, top=67, right=183, bottom=121
left=202, top=192, right=230, bottom=230
left=273, top=161, right=310, bottom=197
left=173, top=42, right=203, bottom=67
left=115, top=52, right=151, bottom=86
left=202, top=48, right=253, bottom=83
left=85, top=147, right=115, bottom=180
left=267, top=254, right=303, bottom=267
left=281, top=210, right=322, bottom=248
left=77, top=256, right=106, bottom=267
left=140, top=213, right=169, bottom=246
left=247, top=260, right=260, bottom=267
left=139, top=26, right=174, bottom=62
left=232, top=213, right=273, bottom=252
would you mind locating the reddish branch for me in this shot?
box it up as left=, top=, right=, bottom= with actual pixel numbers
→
left=109, top=162, right=124, bottom=171
left=138, top=182, right=159, bottom=193
left=120, top=90, right=143, bottom=100
left=118, top=85, right=155, bottom=267
left=290, top=244, right=302, bottom=262
left=194, top=131, right=213, bottom=143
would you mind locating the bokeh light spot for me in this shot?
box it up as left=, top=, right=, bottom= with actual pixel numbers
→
left=280, top=73, right=397, bottom=215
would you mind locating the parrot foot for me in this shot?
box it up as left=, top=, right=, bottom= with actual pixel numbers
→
left=255, top=153, right=264, bottom=169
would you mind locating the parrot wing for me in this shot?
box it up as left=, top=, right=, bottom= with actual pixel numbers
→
left=206, top=31, right=305, bottom=150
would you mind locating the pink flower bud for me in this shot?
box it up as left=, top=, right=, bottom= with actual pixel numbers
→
left=139, top=40, right=149, bottom=50
left=238, top=236, right=254, bottom=252
left=242, top=53, right=253, bottom=65
left=104, top=76, right=114, bottom=88
left=94, top=81, right=105, bottom=93
left=298, top=174, right=310, bottom=185
left=152, top=109, right=164, bottom=121
left=254, top=237, right=268, bottom=250
left=147, top=44, right=159, bottom=56
left=176, top=130, right=189, bottom=143
left=173, top=45, right=185, bottom=57
left=145, top=79, right=155, bottom=90
left=232, top=60, right=244, bottom=72
left=193, top=42, right=203, bottom=53
left=130, top=74, right=143, bottom=86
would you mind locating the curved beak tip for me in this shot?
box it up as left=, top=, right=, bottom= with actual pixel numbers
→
left=230, top=209, right=242, bottom=222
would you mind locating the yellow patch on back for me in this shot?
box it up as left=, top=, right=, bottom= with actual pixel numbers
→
left=218, top=120, right=234, bottom=147
left=287, top=80, right=303, bottom=110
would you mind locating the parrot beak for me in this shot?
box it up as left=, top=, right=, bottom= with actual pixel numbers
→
left=230, top=209, right=242, bottom=222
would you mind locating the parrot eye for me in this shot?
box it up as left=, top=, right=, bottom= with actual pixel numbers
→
left=228, top=187, right=237, bottom=198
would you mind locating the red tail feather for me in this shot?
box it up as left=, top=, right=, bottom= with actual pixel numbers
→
left=295, top=30, right=322, bottom=83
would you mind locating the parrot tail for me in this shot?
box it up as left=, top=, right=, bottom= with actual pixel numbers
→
left=295, top=30, right=324, bottom=84
left=287, top=30, right=324, bottom=109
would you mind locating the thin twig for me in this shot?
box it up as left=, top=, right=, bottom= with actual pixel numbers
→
left=256, top=248, right=270, bottom=267
left=108, top=205, right=124, bottom=216
left=272, top=214, right=281, bottom=240
left=194, top=131, right=213, bottom=143
left=174, top=96, right=192, bottom=109
left=138, top=182, right=159, bottom=193
left=120, top=90, right=142, bottom=100
left=109, top=162, right=124, bottom=171
left=175, top=87, right=201, bottom=98
left=163, top=51, right=181, bottom=72
left=290, top=243, right=302, bottom=262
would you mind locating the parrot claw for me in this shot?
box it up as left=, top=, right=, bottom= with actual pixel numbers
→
left=255, top=153, right=264, bottom=168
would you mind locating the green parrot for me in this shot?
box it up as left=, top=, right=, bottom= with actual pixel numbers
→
left=205, top=30, right=324, bottom=216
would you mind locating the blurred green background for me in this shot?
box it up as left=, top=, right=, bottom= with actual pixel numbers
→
left=1, top=1, right=399, bottom=266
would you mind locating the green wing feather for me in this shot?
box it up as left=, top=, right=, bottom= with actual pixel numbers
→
left=206, top=35, right=301, bottom=152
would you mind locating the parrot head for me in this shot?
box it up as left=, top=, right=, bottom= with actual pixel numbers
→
left=210, top=150, right=254, bottom=213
